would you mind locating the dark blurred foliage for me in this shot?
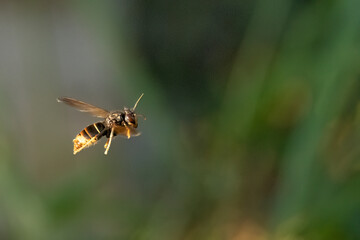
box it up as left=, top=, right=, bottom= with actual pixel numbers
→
left=132, top=0, right=254, bottom=116
left=0, top=0, right=360, bottom=239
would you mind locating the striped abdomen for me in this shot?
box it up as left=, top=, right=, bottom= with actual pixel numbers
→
left=73, top=122, right=107, bottom=154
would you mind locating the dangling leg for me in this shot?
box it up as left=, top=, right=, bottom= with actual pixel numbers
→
left=104, top=139, right=109, bottom=149
left=104, top=130, right=110, bottom=149
left=125, top=126, right=130, bottom=139
left=104, top=127, right=114, bottom=155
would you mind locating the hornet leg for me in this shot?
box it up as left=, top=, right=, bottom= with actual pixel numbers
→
left=104, top=127, right=114, bottom=155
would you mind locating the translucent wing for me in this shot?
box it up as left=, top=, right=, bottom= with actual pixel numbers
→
left=114, top=125, right=141, bottom=138
left=57, top=97, right=109, bottom=118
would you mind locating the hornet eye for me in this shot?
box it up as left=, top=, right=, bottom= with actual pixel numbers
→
left=125, top=115, right=135, bottom=124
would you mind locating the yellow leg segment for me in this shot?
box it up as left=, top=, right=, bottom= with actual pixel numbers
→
left=104, top=139, right=109, bottom=149
left=104, top=127, right=114, bottom=155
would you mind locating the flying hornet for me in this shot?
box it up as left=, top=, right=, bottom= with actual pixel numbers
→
left=57, top=94, right=145, bottom=155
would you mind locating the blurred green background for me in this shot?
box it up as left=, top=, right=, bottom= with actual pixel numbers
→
left=1, top=0, right=360, bottom=239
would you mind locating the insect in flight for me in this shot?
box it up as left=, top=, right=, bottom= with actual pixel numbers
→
left=57, top=94, right=145, bottom=155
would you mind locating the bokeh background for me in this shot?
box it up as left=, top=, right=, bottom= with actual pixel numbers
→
left=1, top=0, right=360, bottom=239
